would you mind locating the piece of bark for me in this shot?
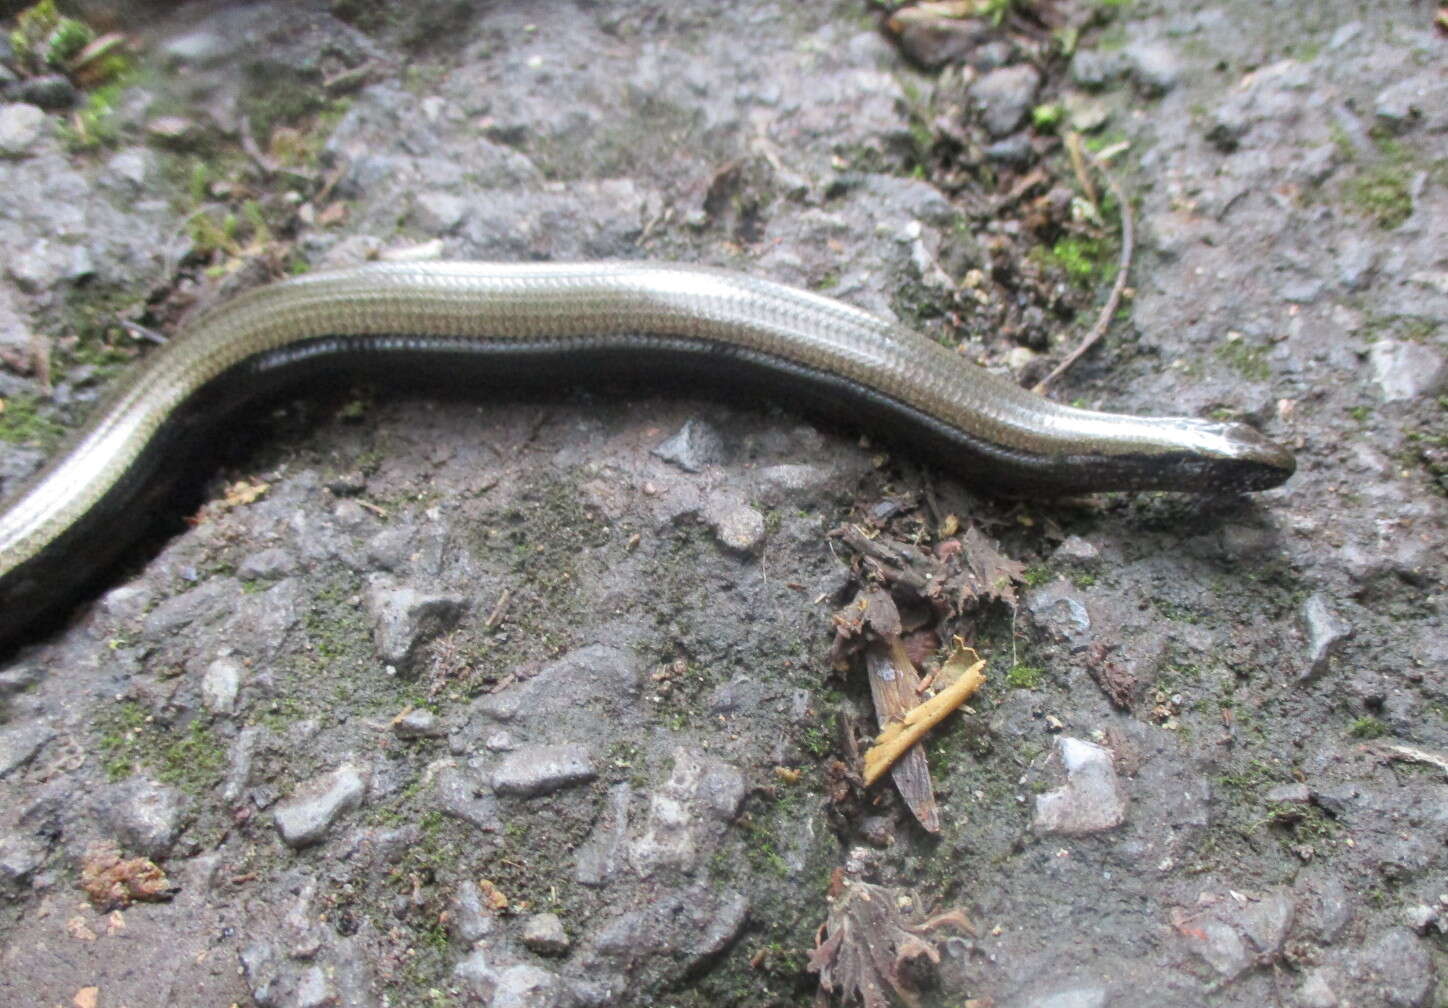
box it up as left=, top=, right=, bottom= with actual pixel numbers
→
left=864, top=639, right=939, bottom=833
left=864, top=651, right=985, bottom=786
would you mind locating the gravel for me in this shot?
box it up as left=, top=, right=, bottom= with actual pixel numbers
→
left=0, top=1, right=1443, bottom=1005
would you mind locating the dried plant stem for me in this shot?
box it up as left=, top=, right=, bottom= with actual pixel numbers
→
left=863, top=651, right=986, bottom=786
left=1033, top=134, right=1136, bottom=395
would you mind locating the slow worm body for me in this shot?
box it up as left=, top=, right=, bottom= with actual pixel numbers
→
left=0, top=261, right=1293, bottom=649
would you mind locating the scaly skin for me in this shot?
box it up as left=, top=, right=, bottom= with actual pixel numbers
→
left=0, top=261, right=1294, bottom=649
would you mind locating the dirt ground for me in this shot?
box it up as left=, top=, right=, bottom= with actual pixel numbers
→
left=0, top=1, right=1443, bottom=1006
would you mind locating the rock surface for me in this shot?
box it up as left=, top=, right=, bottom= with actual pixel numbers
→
left=0, top=1, right=1444, bottom=1006
left=273, top=764, right=368, bottom=849
left=1033, top=737, right=1127, bottom=835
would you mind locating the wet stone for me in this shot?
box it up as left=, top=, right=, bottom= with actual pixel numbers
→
left=145, top=115, right=203, bottom=148
left=630, top=747, right=746, bottom=875
left=0, top=720, right=52, bottom=779
left=222, top=727, right=260, bottom=804
left=1068, top=49, right=1123, bottom=90
left=452, top=881, right=497, bottom=943
left=99, top=777, right=185, bottom=859
left=1125, top=41, right=1182, bottom=95
left=1026, top=580, right=1092, bottom=649
left=0, top=103, right=48, bottom=158
left=574, top=783, right=631, bottom=886
left=453, top=952, right=565, bottom=1008
left=984, top=132, right=1034, bottom=168
left=1300, top=593, right=1351, bottom=680
left=0, top=832, right=46, bottom=887
left=363, top=582, right=468, bottom=671
left=273, top=764, right=368, bottom=849
left=590, top=885, right=749, bottom=972
left=652, top=418, right=726, bottom=472
left=391, top=708, right=442, bottom=738
left=968, top=64, right=1041, bottom=138
left=1188, top=889, right=1295, bottom=980
left=1402, top=904, right=1440, bottom=936
left=102, top=147, right=156, bottom=190
left=522, top=912, right=570, bottom=955
left=1336, top=235, right=1378, bottom=292
left=1053, top=535, right=1100, bottom=567
left=1297, top=968, right=1341, bottom=1008
left=1373, top=76, right=1427, bottom=133
left=412, top=190, right=467, bottom=233
left=752, top=462, right=833, bottom=503
left=1026, top=989, right=1108, bottom=1008
left=365, top=527, right=412, bottom=571
left=708, top=502, right=765, bottom=555
left=492, top=743, right=596, bottom=797
left=1265, top=782, right=1311, bottom=806
left=0, top=662, right=41, bottom=698
left=492, top=963, right=564, bottom=1008
left=1033, top=737, right=1126, bottom=835
left=1064, top=93, right=1109, bottom=133
left=293, top=966, right=331, bottom=1008
left=1352, top=928, right=1435, bottom=1007
left=858, top=815, right=896, bottom=848
left=142, top=577, right=239, bottom=639
left=890, top=14, right=993, bottom=70
left=434, top=764, right=500, bottom=831
left=11, top=74, right=76, bottom=111
left=238, top=547, right=297, bottom=581
left=1369, top=340, right=1446, bottom=402
left=202, top=656, right=244, bottom=715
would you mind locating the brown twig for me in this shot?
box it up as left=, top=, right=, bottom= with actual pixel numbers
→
left=1032, top=137, right=1135, bottom=395
left=863, top=638, right=940, bottom=832
left=1064, top=130, right=1098, bottom=209
left=485, top=588, right=513, bottom=629
left=863, top=650, right=985, bottom=786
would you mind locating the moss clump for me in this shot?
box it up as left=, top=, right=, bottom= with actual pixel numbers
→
left=1347, top=163, right=1412, bottom=229
left=96, top=700, right=226, bottom=793
left=1215, top=336, right=1271, bottom=381
left=10, top=1, right=131, bottom=91
left=1031, top=102, right=1064, bottom=131
left=9, top=1, right=89, bottom=72
left=60, top=81, right=126, bottom=150
left=1347, top=716, right=1387, bottom=739
left=1339, top=138, right=1416, bottom=230
left=1040, top=234, right=1116, bottom=289
left=1005, top=664, right=1043, bottom=690
left=1021, top=565, right=1051, bottom=587
left=0, top=392, right=66, bottom=449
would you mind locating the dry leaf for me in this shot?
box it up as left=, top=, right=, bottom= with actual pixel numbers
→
left=478, top=879, right=508, bottom=912
left=956, top=527, right=1026, bottom=607
left=79, top=841, right=174, bottom=910
left=73, top=987, right=99, bottom=1008
left=863, top=646, right=986, bottom=787
left=219, top=478, right=270, bottom=510
left=809, top=874, right=975, bottom=1008
left=66, top=916, right=97, bottom=941
left=933, top=641, right=984, bottom=690
left=830, top=587, right=903, bottom=668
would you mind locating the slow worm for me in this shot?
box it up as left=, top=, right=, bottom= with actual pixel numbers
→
left=0, top=261, right=1293, bottom=649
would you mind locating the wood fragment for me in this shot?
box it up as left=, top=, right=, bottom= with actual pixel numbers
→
left=864, top=652, right=985, bottom=786
left=485, top=588, right=513, bottom=629
left=238, top=114, right=280, bottom=177
left=1374, top=742, right=1448, bottom=777
left=864, top=639, right=940, bottom=832
left=1064, top=129, right=1098, bottom=209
